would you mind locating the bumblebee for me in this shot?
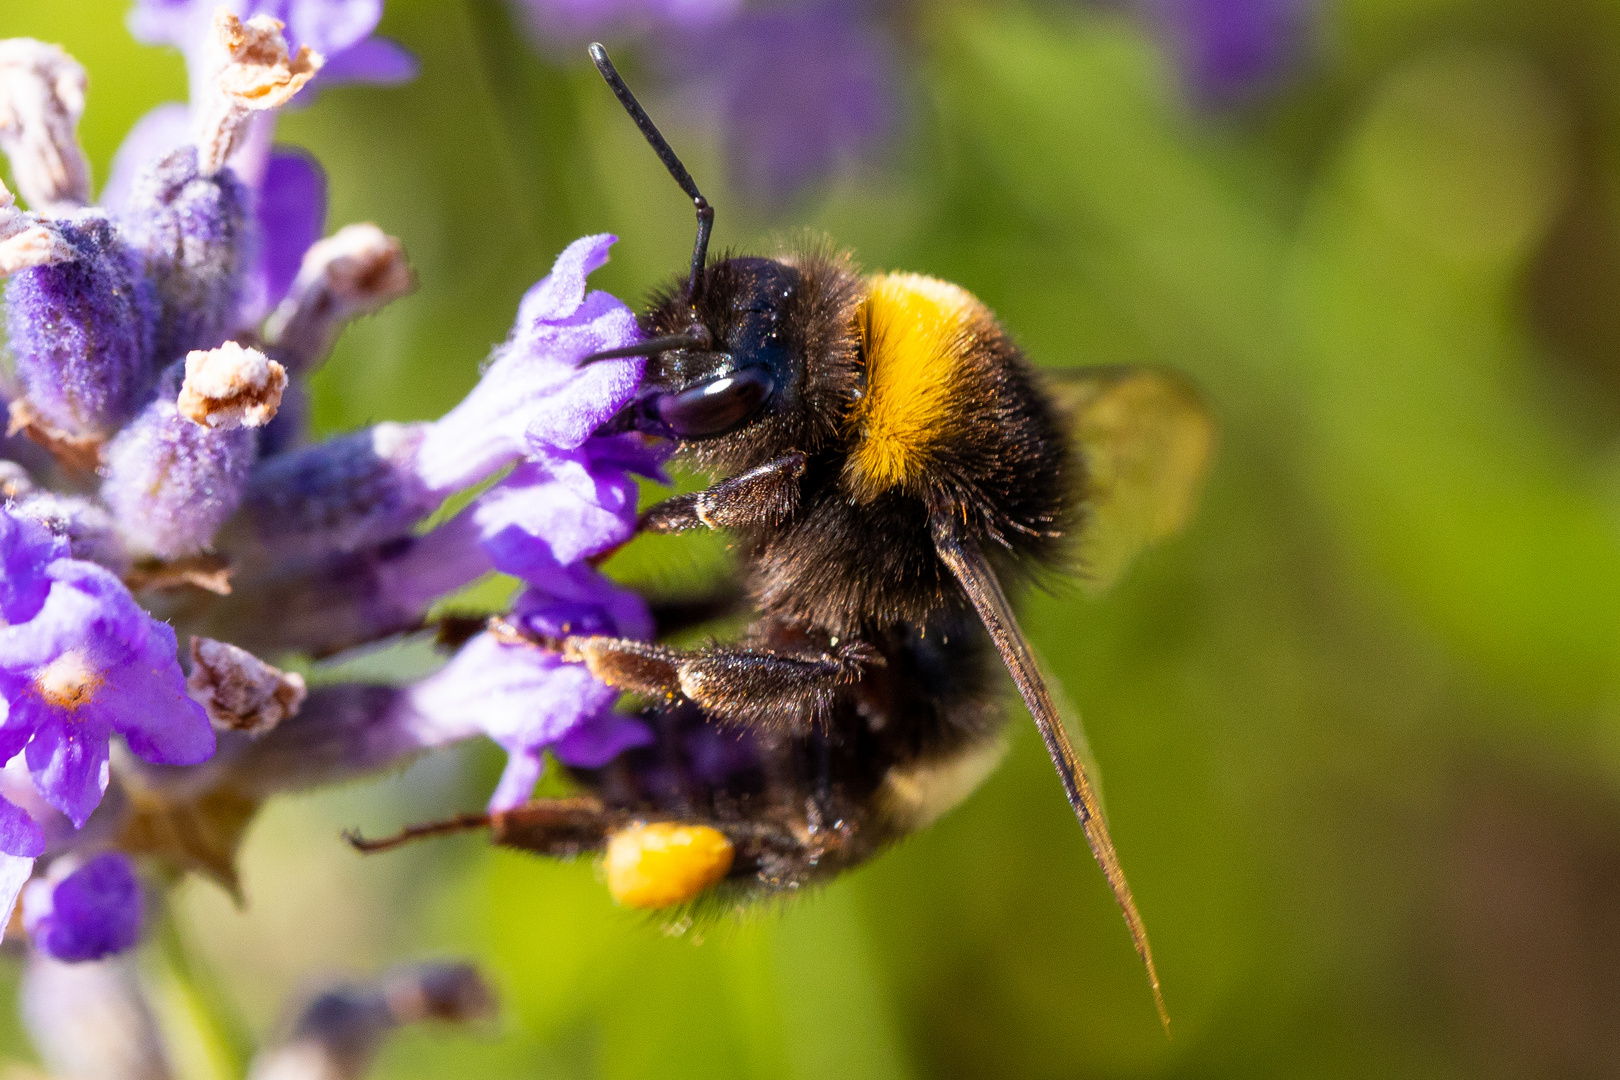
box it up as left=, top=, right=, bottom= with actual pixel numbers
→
left=357, top=45, right=1212, bottom=1025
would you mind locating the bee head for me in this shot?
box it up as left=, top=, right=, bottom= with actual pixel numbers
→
left=632, top=257, right=799, bottom=440
left=581, top=46, right=863, bottom=465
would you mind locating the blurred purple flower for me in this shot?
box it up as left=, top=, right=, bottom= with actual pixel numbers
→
left=663, top=1, right=900, bottom=208
left=22, top=852, right=143, bottom=962
left=1144, top=0, right=1315, bottom=107
left=0, top=508, right=213, bottom=828
left=509, top=0, right=740, bottom=49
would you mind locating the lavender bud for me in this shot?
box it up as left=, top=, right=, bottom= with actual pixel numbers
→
left=204, top=517, right=491, bottom=657
left=0, top=39, right=91, bottom=215
left=234, top=421, right=434, bottom=561
left=187, top=636, right=306, bottom=735
left=217, top=683, right=476, bottom=798
left=194, top=11, right=322, bottom=177
left=101, top=361, right=256, bottom=559
left=263, top=222, right=415, bottom=375
left=123, top=147, right=253, bottom=363
left=4, top=210, right=159, bottom=436
left=176, top=340, right=287, bottom=430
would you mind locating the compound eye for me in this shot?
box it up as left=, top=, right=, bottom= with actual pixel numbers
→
left=657, top=367, right=775, bottom=438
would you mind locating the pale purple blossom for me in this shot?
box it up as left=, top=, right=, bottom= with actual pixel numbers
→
left=22, top=852, right=143, bottom=963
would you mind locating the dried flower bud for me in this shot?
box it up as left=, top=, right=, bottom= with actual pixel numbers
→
left=194, top=11, right=322, bottom=176
left=102, top=361, right=257, bottom=559
left=187, top=636, right=306, bottom=735
left=0, top=181, right=73, bottom=274
left=4, top=210, right=159, bottom=437
left=264, top=222, right=415, bottom=374
left=177, top=340, right=287, bottom=430
left=0, top=39, right=91, bottom=215
left=124, top=147, right=253, bottom=363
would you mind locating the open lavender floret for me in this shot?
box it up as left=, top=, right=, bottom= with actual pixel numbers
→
left=0, top=8, right=664, bottom=988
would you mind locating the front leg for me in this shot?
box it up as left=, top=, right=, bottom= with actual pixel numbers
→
left=562, top=634, right=880, bottom=728
left=639, top=452, right=806, bottom=534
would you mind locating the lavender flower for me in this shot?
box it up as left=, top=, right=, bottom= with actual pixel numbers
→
left=3, top=211, right=160, bottom=437
left=0, top=506, right=214, bottom=827
left=22, top=852, right=144, bottom=962
left=661, top=0, right=900, bottom=208
left=411, top=569, right=655, bottom=811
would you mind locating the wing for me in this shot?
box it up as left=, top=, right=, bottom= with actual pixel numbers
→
left=930, top=511, right=1169, bottom=1031
left=1045, top=367, right=1216, bottom=593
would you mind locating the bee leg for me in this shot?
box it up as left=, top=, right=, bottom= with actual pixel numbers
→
left=639, top=452, right=806, bottom=534
left=563, top=635, right=880, bottom=726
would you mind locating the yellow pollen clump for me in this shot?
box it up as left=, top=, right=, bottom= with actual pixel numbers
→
left=35, top=650, right=102, bottom=710
left=605, top=822, right=735, bottom=908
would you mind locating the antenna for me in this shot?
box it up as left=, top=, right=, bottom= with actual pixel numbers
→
left=588, top=43, right=713, bottom=306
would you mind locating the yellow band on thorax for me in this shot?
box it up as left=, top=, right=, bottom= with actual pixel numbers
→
left=848, top=272, right=985, bottom=498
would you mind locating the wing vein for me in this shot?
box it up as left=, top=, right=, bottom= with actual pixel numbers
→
left=930, top=511, right=1169, bottom=1033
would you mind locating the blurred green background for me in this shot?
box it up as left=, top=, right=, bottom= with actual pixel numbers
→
left=8, top=0, right=1620, bottom=1076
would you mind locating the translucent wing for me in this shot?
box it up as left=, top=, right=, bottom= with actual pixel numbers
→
left=930, top=512, right=1169, bottom=1031
left=1046, top=367, right=1216, bottom=593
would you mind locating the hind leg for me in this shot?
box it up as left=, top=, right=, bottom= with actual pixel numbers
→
left=348, top=796, right=838, bottom=907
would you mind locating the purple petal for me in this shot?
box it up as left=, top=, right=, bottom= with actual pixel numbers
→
left=0, top=510, right=67, bottom=626
left=551, top=712, right=653, bottom=769
left=470, top=453, right=640, bottom=581
left=23, top=852, right=143, bottom=962
left=24, top=719, right=112, bottom=830
left=414, top=238, right=644, bottom=492
left=317, top=36, right=420, bottom=85
left=512, top=565, right=654, bottom=640
left=96, top=656, right=214, bottom=768
left=101, top=103, right=191, bottom=216
left=0, top=794, right=45, bottom=859
left=488, top=746, right=545, bottom=813
left=516, top=233, right=617, bottom=324
left=256, top=150, right=328, bottom=314
left=412, top=633, right=619, bottom=751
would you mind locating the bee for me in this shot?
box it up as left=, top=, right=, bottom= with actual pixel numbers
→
left=354, top=44, right=1213, bottom=1025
